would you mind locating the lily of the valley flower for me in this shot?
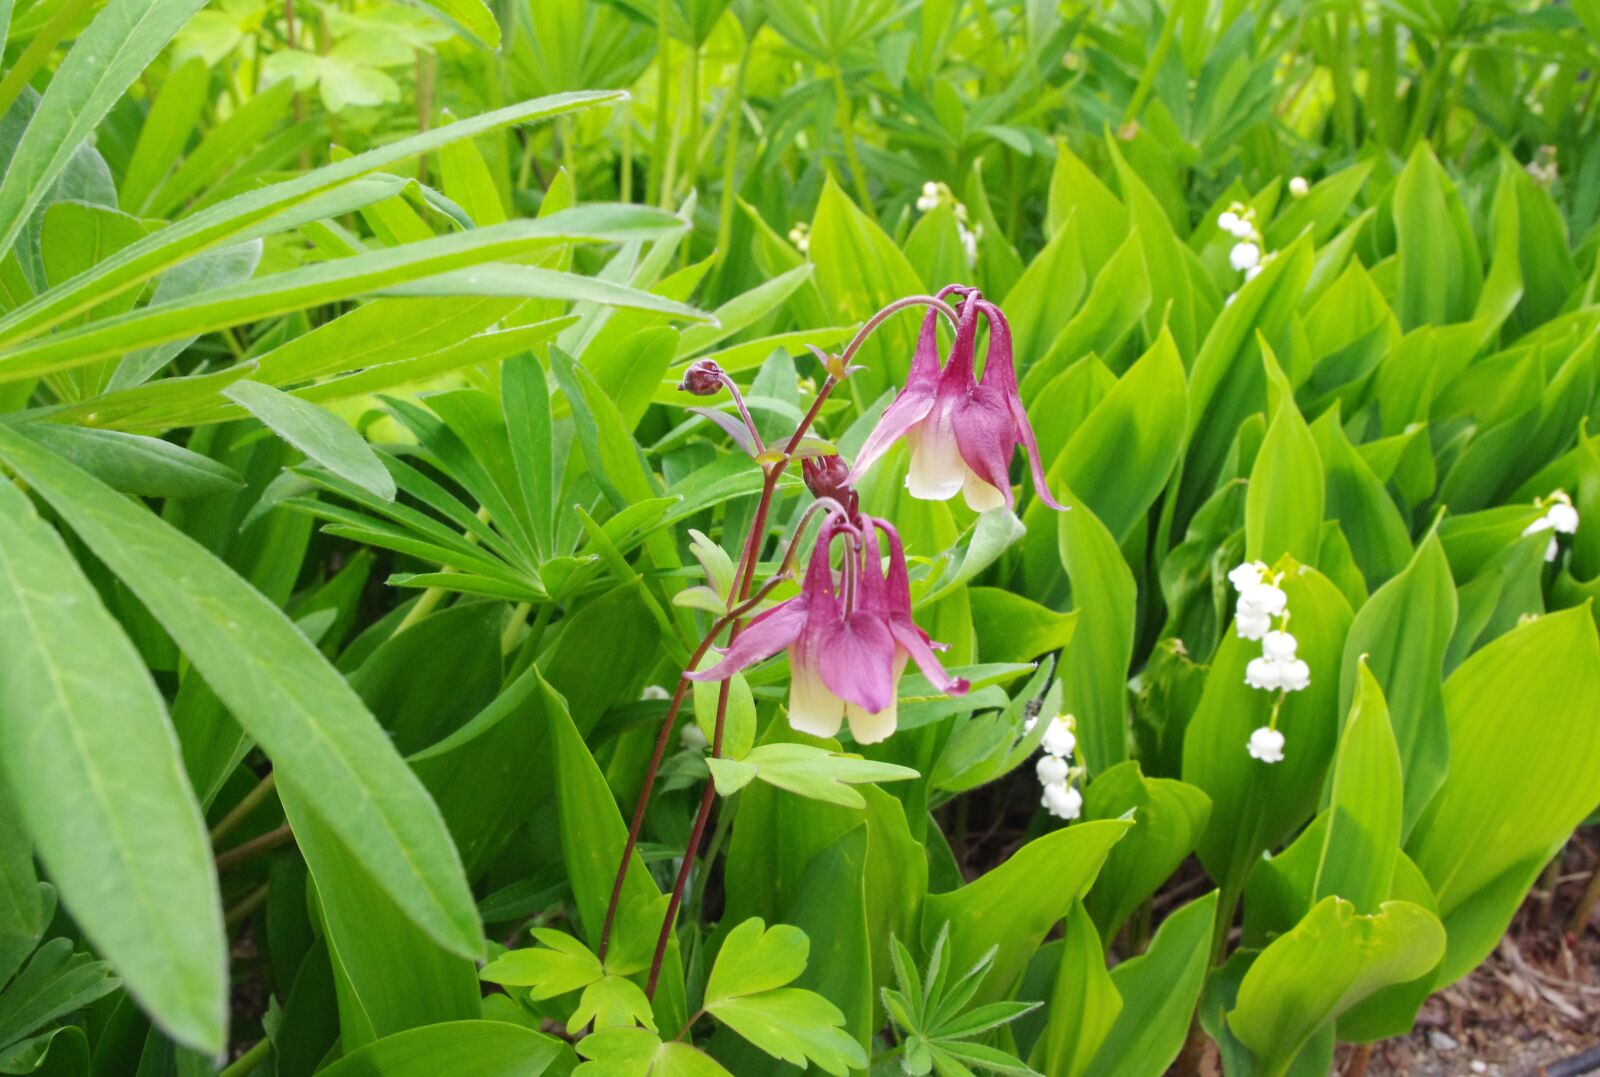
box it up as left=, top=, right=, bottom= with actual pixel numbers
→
left=686, top=516, right=967, bottom=744
left=849, top=290, right=1063, bottom=513
left=1523, top=490, right=1580, bottom=562
left=1247, top=726, right=1285, bottom=764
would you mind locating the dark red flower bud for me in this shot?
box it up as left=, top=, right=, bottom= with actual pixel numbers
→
left=678, top=359, right=725, bottom=396
left=803, top=454, right=859, bottom=517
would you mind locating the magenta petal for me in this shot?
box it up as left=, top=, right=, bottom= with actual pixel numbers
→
left=684, top=598, right=807, bottom=681
left=1009, top=394, right=1065, bottom=510
left=978, top=298, right=1064, bottom=511
left=849, top=386, right=937, bottom=484
left=889, top=621, right=969, bottom=696
left=815, top=611, right=899, bottom=715
left=951, top=386, right=1020, bottom=510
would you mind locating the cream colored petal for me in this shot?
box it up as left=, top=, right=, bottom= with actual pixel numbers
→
left=787, top=665, right=845, bottom=739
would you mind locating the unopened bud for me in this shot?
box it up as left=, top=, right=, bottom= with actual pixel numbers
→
left=678, top=359, right=725, bottom=396
left=802, top=454, right=859, bottom=517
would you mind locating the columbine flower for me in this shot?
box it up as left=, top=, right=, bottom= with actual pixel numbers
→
left=686, top=516, right=965, bottom=744
left=1247, top=726, right=1285, bottom=764
left=1041, top=782, right=1083, bottom=820
left=849, top=291, right=1063, bottom=512
left=1229, top=242, right=1261, bottom=271
left=801, top=454, right=859, bottom=520
left=1288, top=176, right=1309, bottom=198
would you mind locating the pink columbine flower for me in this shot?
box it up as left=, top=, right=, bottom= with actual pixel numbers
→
left=849, top=289, right=1063, bottom=512
left=685, top=515, right=967, bottom=744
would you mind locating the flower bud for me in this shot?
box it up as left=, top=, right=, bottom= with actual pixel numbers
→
left=1289, top=176, right=1309, bottom=198
left=802, top=454, right=859, bottom=518
left=678, top=359, right=725, bottom=396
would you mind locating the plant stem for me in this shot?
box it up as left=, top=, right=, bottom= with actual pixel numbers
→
left=215, top=824, right=294, bottom=873
left=652, top=0, right=675, bottom=208
left=712, top=29, right=753, bottom=270
left=225, top=883, right=271, bottom=928
left=209, top=772, right=277, bottom=844
left=219, top=1037, right=271, bottom=1077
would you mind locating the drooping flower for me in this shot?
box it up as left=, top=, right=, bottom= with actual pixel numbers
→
left=685, top=515, right=965, bottom=744
left=1035, top=754, right=1069, bottom=785
left=1524, top=491, right=1579, bottom=562
left=849, top=291, right=1063, bottom=512
left=801, top=454, right=859, bottom=520
left=1288, top=176, right=1309, bottom=199
left=1247, top=726, right=1285, bottom=764
left=1229, top=242, right=1261, bottom=271
left=1040, top=715, right=1076, bottom=758
left=1041, top=782, right=1083, bottom=820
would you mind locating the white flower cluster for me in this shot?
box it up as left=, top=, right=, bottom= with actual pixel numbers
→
left=1522, top=489, right=1579, bottom=562
left=1229, top=561, right=1309, bottom=765
left=788, top=220, right=810, bottom=254
left=915, top=181, right=983, bottom=269
left=1217, top=203, right=1265, bottom=280
left=1527, top=145, right=1558, bottom=189
left=1024, top=713, right=1082, bottom=820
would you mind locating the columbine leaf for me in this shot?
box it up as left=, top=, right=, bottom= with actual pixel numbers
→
left=705, top=988, right=867, bottom=1077
left=704, top=743, right=918, bottom=808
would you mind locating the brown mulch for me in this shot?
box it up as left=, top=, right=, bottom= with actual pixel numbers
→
left=1358, top=831, right=1600, bottom=1077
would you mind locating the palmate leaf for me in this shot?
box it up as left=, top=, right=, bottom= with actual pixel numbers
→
left=704, top=743, right=919, bottom=808
left=0, top=478, right=224, bottom=1052
left=0, top=427, right=483, bottom=961
left=224, top=381, right=397, bottom=502
left=701, top=918, right=867, bottom=1076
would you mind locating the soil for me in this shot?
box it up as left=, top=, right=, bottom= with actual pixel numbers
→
left=1356, top=831, right=1600, bottom=1077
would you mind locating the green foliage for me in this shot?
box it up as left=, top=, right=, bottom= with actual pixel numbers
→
left=2, top=0, right=1598, bottom=1072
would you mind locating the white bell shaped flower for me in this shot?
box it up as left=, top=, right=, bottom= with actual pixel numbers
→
left=1245, top=656, right=1284, bottom=691
left=1289, top=176, right=1309, bottom=198
left=1036, top=754, right=1070, bottom=786
left=1041, top=781, right=1083, bottom=820
left=1041, top=716, right=1077, bottom=759
left=680, top=723, right=708, bottom=751
left=1240, top=580, right=1288, bottom=617
left=1228, top=560, right=1266, bottom=591
left=1523, top=515, right=1560, bottom=561
left=1262, top=630, right=1298, bottom=662
left=1548, top=501, right=1579, bottom=535
left=1235, top=605, right=1272, bottom=641
left=1230, top=242, right=1261, bottom=271
left=1218, top=210, right=1241, bottom=233
left=1247, top=726, right=1285, bottom=764
left=1279, top=657, right=1311, bottom=692
left=1228, top=217, right=1256, bottom=240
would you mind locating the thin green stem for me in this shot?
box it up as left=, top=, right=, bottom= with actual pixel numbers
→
left=209, top=772, right=277, bottom=845
left=215, top=824, right=294, bottom=874
left=652, top=0, right=676, bottom=208
left=713, top=33, right=753, bottom=269
left=219, top=1038, right=271, bottom=1077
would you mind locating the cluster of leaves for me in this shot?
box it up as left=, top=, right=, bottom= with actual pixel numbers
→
left=0, top=1, right=1599, bottom=1077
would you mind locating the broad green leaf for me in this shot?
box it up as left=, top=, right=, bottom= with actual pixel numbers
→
left=0, top=479, right=224, bottom=1053
left=0, top=0, right=207, bottom=263
left=1338, top=532, right=1455, bottom=838
left=925, top=819, right=1131, bottom=1006
left=705, top=743, right=918, bottom=808
left=1392, top=142, right=1482, bottom=331
left=1055, top=490, right=1135, bottom=775
left=1229, top=898, right=1446, bottom=1077
left=1310, top=407, right=1411, bottom=589
left=1184, top=564, right=1353, bottom=903
left=1081, top=762, right=1212, bottom=940
left=1314, top=664, right=1402, bottom=913
left=316, top=1020, right=563, bottom=1077
left=1035, top=900, right=1121, bottom=1077
left=224, top=381, right=396, bottom=502
left=1245, top=345, right=1323, bottom=566
left=0, top=427, right=482, bottom=959
left=1082, top=890, right=1218, bottom=1077
left=1406, top=606, right=1600, bottom=983
left=1109, top=140, right=1201, bottom=357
